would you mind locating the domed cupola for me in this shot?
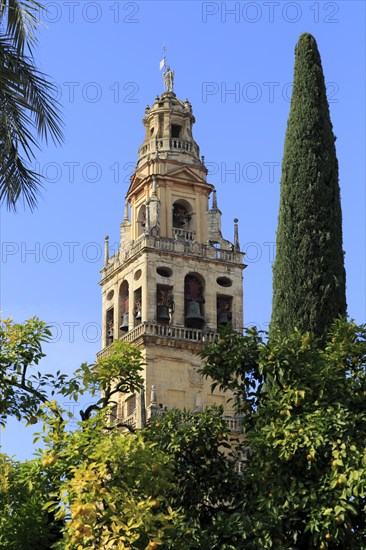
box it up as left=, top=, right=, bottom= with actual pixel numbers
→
left=137, top=67, right=201, bottom=169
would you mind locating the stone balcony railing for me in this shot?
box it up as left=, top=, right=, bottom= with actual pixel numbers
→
left=118, top=411, right=137, bottom=428
left=138, top=137, right=199, bottom=160
left=173, top=227, right=195, bottom=241
left=224, top=415, right=243, bottom=433
left=97, top=322, right=218, bottom=360
left=113, top=408, right=242, bottom=433
left=102, top=235, right=244, bottom=279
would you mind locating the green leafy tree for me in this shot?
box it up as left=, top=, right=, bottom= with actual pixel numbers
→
left=0, top=319, right=193, bottom=548
left=0, top=453, right=60, bottom=549
left=144, top=407, right=247, bottom=549
left=0, top=316, right=62, bottom=425
left=38, top=409, right=183, bottom=550
left=0, top=0, right=63, bottom=210
left=201, top=320, right=366, bottom=549
left=271, top=33, right=346, bottom=338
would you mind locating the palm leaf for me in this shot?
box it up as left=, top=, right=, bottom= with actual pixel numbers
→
left=0, top=34, right=64, bottom=210
left=0, top=0, right=42, bottom=53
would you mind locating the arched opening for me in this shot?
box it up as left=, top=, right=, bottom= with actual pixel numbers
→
left=171, top=124, right=181, bottom=139
left=157, top=284, right=174, bottom=325
left=184, top=273, right=205, bottom=329
left=137, top=204, right=146, bottom=237
left=173, top=200, right=191, bottom=228
left=172, top=200, right=194, bottom=240
left=119, top=280, right=129, bottom=333
left=133, top=287, right=142, bottom=326
left=106, top=307, right=114, bottom=346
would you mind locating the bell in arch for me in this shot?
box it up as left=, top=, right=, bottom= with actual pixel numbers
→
left=217, top=311, right=232, bottom=326
left=185, top=300, right=205, bottom=329
left=217, top=295, right=233, bottom=327
left=157, top=305, right=170, bottom=321
left=173, top=204, right=190, bottom=227
left=106, top=318, right=114, bottom=339
left=120, top=313, right=129, bottom=331
left=133, top=299, right=142, bottom=320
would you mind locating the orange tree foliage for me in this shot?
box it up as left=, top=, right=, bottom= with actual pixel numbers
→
left=201, top=319, right=366, bottom=549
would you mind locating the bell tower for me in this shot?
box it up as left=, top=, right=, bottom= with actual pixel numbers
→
left=98, top=67, right=245, bottom=428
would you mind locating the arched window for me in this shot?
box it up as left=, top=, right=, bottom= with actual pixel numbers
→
left=217, top=295, right=233, bottom=327
left=184, top=273, right=205, bottom=329
left=133, top=287, right=142, bottom=326
left=119, top=280, right=129, bottom=332
left=157, top=284, right=174, bottom=325
left=172, top=200, right=194, bottom=240
left=137, top=204, right=146, bottom=237
left=106, top=307, right=114, bottom=345
left=173, top=200, right=192, bottom=229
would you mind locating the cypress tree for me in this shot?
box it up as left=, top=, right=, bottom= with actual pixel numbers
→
left=271, top=33, right=346, bottom=338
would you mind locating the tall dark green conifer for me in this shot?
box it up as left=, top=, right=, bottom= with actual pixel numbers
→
left=271, top=33, right=346, bottom=338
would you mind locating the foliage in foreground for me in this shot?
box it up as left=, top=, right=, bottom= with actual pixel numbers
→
left=2, top=317, right=366, bottom=548
left=144, top=407, right=247, bottom=549
left=201, top=318, right=366, bottom=549
left=0, top=317, right=243, bottom=549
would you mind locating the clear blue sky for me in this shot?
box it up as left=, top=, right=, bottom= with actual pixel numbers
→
left=1, top=0, right=365, bottom=460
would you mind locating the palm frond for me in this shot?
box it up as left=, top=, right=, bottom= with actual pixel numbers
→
left=0, top=37, right=64, bottom=144
left=0, top=0, right=42, bottom=53
left=0, top=34, right=64, bottom=210
left=0, top=120, right=42, bottom=211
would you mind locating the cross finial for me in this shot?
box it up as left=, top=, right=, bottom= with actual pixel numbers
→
left=159, top=43, right=166, bottom=71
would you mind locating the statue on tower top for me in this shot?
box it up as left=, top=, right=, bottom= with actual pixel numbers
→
left=164, top=66, right=174, bottom=92
left=160, top=45, right=174, bottom=93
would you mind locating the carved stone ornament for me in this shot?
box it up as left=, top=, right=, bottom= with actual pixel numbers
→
left=188, top=366, right=203, bottom=388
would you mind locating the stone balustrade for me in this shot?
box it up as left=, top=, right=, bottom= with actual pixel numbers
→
left=224, top=415, right=243, bottom=433
left=97, top=322, right=219, bottom=360
left=102, top=235, right=244, bottom=279
left=173, top=227, right=195, bottom=241
left=138, top=137, right=199, bottom=159
left=113, top=409, right=242, bottom=433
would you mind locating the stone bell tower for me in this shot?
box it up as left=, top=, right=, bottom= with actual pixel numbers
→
left=98, top=66, right=245, bottom=429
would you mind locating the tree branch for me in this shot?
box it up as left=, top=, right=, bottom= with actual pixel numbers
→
left=9, top=379, right=63, bottom=421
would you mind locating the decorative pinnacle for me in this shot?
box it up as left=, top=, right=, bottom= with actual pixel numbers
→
left=234, top=218, right=240, bottom=251
left=212, top=189, right=218, bottom=209
left=150, top=385, right=158, bottom=405
left=104, top=235, right=109, bottom=267
left=194, top=392, right=203, bottom=413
